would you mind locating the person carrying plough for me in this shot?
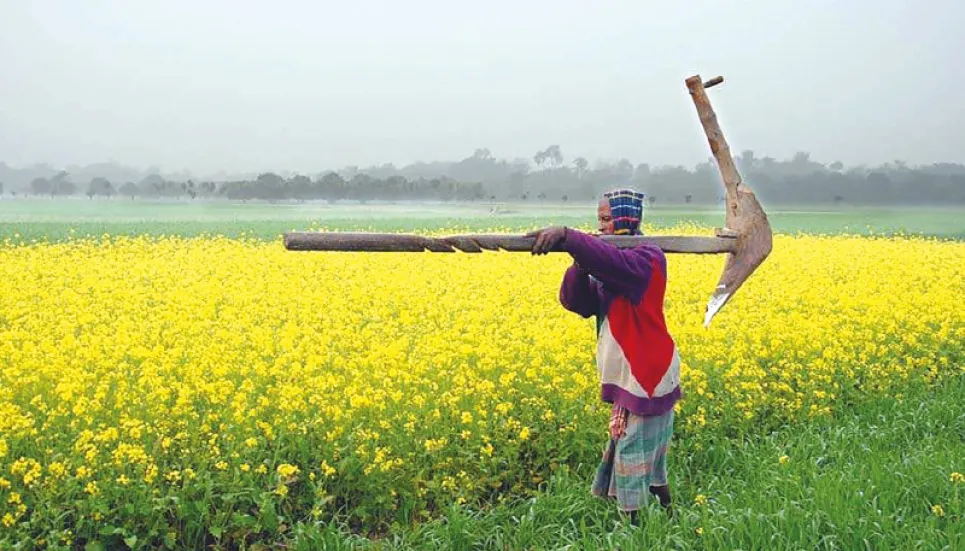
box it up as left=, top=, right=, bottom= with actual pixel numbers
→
left=526, top=188, right=680, bottom=522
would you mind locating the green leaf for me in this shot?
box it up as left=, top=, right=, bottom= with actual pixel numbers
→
left=124, top=535, right=138, bottom=548
left=85, top=541, right=106, bottom=551
left=210, top=526, right=223, bottom=539
left=258, top=500, right=279, bottom=532
left=230, top=512, right=257, bottom=528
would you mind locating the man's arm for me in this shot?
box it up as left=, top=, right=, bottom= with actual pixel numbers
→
left=562, top=228, right=659, bottom=304
left=559, top=260, right=599, bottom=318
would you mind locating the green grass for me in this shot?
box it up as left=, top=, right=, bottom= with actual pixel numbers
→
left=2, top=199, right=965, bottom=242
left=283, top=375, right=965, bottom=549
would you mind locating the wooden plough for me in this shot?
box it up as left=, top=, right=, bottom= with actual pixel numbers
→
left=284, top=75, right=773, bottom=327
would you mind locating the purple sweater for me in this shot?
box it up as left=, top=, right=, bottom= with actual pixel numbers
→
left=558, top=229, right=681, bottom=417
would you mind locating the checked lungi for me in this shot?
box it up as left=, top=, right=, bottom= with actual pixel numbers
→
left=591, top=408, right=674, bottom=512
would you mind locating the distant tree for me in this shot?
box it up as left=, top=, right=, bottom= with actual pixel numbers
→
left=88, top=177, right=114, bottom=198
left=31, top=177, right=51, bottom=196
left=634, top=163, right=651, bottom=180
left=139, top=174, right=166, bottom=196
left=50, top=171, right=74, bottom=197
left=533, top=149, right=545, bottom=169
left=788, top=151, right=821, bottom=175
left=256, top=173, right=282, bottom=184
left=616, top=158, right=634, bottom=179
left=318, top=172, right=346, bottom=203
left=534, top=145, right=563, bottom=170
left=573, top=157, right=589, bottom=178
left=181, top=181, right=198, bottom=199
left=349, top=173, right=377, bottom=203
left=289, top=175, right=312, bottom=200
left=473, top=148, right=492, bottom=160
left=119, top=182, right=138, bottom=200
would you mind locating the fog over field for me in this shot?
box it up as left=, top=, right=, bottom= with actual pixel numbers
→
left=1, top=1, right=963, bottom=207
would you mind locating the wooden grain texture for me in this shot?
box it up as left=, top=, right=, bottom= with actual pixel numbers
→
left=686, top=74, right=774, bottom=326
left=282, top=232, right=738, bottom=254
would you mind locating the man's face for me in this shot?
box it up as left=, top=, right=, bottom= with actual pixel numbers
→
left=597, top=199, right=614, bottom=234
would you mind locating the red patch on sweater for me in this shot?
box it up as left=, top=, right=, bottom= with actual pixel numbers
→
left=606, top=260, right=675, bottom=396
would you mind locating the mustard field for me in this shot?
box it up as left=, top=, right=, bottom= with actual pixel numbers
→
left=1, top=225, right=964, bottom=549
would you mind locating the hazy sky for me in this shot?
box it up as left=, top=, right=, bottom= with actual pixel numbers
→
left=2, top=0, right=963, bottom=175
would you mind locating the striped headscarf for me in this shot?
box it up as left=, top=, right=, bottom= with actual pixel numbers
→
left=603, top=188, right=646, bottom=235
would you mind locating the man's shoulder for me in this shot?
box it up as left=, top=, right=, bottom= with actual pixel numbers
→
left=628, top=242, right=666, bottom=260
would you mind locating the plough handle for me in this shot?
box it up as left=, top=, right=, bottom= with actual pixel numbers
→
left=685, top=73, right=773, bottom=327
left=703, top=76, right=724, bottom=88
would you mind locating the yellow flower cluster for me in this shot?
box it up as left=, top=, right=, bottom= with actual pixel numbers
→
left=0, top=228, right=963, bottom=530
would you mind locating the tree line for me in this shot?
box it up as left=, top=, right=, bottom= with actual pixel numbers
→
left=4, top=171, right=486, bottom=203
left=2, top=148, right=964, bottom=205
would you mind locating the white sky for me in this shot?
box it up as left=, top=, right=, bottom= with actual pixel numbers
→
left=1, top=0, right=963, bottom=175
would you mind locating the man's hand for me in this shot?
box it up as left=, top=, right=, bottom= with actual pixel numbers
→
left=524, top=226, right=568, bottom=255
left=609, top=405, right=628, bottom=440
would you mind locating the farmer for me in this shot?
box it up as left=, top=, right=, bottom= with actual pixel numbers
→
left=526, top=188, right=680, bottom=522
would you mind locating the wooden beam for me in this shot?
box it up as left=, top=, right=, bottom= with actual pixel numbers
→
left=283, top=232, right=737, bottom=254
